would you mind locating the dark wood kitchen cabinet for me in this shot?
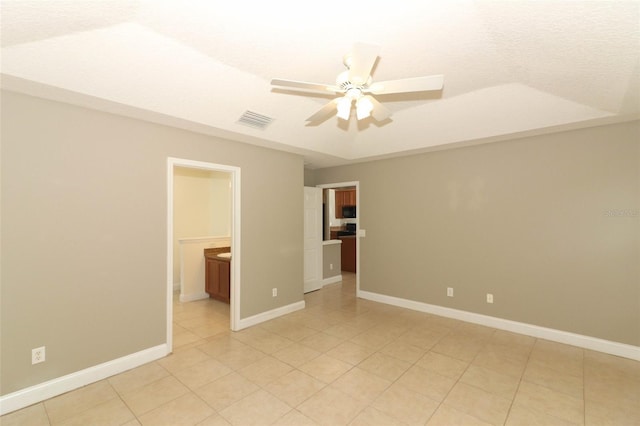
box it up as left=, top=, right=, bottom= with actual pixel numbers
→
left=335, top=189, right=356, bottom=218
left=205, top=257, right=230, bottom=303
left=340, top=236, right=356, bottom=273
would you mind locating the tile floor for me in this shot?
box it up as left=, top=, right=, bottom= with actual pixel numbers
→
left=3, top=272, right=639, bottom=425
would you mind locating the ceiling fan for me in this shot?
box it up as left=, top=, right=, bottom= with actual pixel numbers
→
left=271, top=43, right=444, bottom=123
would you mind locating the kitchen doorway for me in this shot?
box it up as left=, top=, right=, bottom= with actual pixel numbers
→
left=166, top=157, right=241, bottom=353
left=316, top=181, right=361, bottom=296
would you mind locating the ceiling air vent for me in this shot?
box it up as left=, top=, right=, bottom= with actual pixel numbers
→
left=237, top=110, right=273, bottom=130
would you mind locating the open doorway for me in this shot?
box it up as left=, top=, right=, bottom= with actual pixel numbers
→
left=166, top=158, right=241, bottom=352
left=316, top=181, right=360, bottom=296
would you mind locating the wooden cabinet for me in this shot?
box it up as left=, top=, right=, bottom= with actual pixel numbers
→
left=335, top=189, right=356, bottom=218
left=339, top=236, right=356, bottom=273
left=205, top=257, right=230, bottom=303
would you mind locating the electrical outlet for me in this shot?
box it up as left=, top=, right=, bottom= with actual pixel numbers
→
left=486, top=293, right=494, bottom=304
left=447, top=287, right=454, bottom=297
left=32, top=346, right=46, bottom=365
left=272, top=288, right=277, bottom=297
left=330, top=263, right=334, bottom=270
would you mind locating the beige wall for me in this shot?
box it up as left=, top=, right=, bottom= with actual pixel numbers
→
left=0, top=91, right=304, bottom=395
left=323, top=243, right=342, bottom=279
left=313, top=121, right=640, bottom=346
left=173, top=167, right=231, bottom=284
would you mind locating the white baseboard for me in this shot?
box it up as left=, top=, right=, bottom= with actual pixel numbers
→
left=179, top=292, right=209, bottom=303
left=358, top=290, right=640, bottom=361
left=236, top=300, right=306, bottom=330
left=0, top=344, right=169, bottom=416
left=322, top=275, right=342, bottom=287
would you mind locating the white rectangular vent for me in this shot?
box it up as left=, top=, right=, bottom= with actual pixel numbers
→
left=238, top=110, right=273, bottom=129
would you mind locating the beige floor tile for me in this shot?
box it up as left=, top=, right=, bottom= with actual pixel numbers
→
left=240, top=330, right=295, bottom=355
left=209, top=341, right=266, bottom=371
left=584, top=349, right=640, bottom=381
left=120, top=376, right=190, bottom=417
left=472, top=344, right=529, bottom=378
left=264, top=369, right=325, bottom=407
left=431, top=334, right=485, bottom=362
left=322, top=323, right=362, bottom=340
left=379, top=339, right=426, bottom=363
left=489, top=330, right=536, bottom=353
left=271, top=342, right=321, bottom=367
left=238, top=356, right=293, bottom=387
left=584, top=374, right=640, bottom=414
left=349, top=406, right=405, bottom=426
left=298, top=354, right=353, bottom=383
left=44, top=380, right=119, bottom=424
left=584, top=398, right=640, bottom=426
left=299, top=332, right=344, bottom=353
left=271, top=409, right=318, bottom=426
left=196, top=413, right=232, bottom=426
left=218, top=390, right=291, bottom=426
left=174, top=329, right=205, bottom=348
left=122, top=420, right=142, bottom=426
left=394, top=328, right=445, bottom=350
left=297, top=386, right=367, bottom=426
left=156, top=348, right=212, bottom=374
left=56, top=398, right=134, bottom=425
left=0, top=403, right=50, bottom=426
left=416, top=351, right=469, bottom=379
left=396, top=364, right=457, bottom=402
left=427, top=404, right=494, bottom=426
left=330, top=367, right=391, bottom=403
left=108, top=363, right=170, bottom=394
left=260, top=319, right=319, bottom=342
left=191, top=322, right=229, bottom=339
left=173, top=358, right=232, bottom=389
left=349, top=329, right=395, bottom=350
left=443, top=382, right=512, bottom=426
left=512, top=381, right=584, bottom=425
left=324, top=341, right=375, bottom=365
left=358, top=352, right=412, bottom=382
left=460, top=364, right=521, bottom=399
left=505, top=405, right=579, bottom=426
left=137, top=393, right=214, bottom=426
left=371, top=382, right=440, bottom=425
left=529, top=340, right=583, bottom=377
left=523, top=358, right=583, bottom=398
left=194, top=372, right=259, bottom=412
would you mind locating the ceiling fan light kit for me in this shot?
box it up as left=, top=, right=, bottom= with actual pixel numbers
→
left=271, top=42, right=444, bottom=124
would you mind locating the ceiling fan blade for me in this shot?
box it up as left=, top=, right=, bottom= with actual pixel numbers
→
left=364, top=95, right=391, bottom=121
left=271, top=78, right=339, bottom=94
left=347, top=43, right=380, bottom=86
left=366, top=75, right=444, bottom=95
left=306, top=100, right=338, bottom=122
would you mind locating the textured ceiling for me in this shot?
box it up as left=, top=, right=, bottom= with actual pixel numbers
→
left=1, top=0, right=639, bottom=168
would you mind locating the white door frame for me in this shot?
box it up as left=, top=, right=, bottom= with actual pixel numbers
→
left=316, top=181, right=360, bottom=296
left=166, top=157, right=242, bottom=352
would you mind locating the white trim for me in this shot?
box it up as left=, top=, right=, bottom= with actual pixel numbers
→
left=236, top=301, right=306, bottom=331
left=179, top=292, right=210, bottom=303
left=359, top=290, right=640, bottom=361
left=322, top=275, right=343, bottom=286
left=322, top=239, right=342, bottom=246
left=0, top=344, right=168, bottom=416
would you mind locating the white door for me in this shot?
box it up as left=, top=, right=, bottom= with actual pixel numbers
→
left=304, top=186, right=322, bottom=293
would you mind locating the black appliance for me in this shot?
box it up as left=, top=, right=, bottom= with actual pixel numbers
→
left=342, top=205, right=356, bottom=218
left=337, top=223, right=357, bottom=237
